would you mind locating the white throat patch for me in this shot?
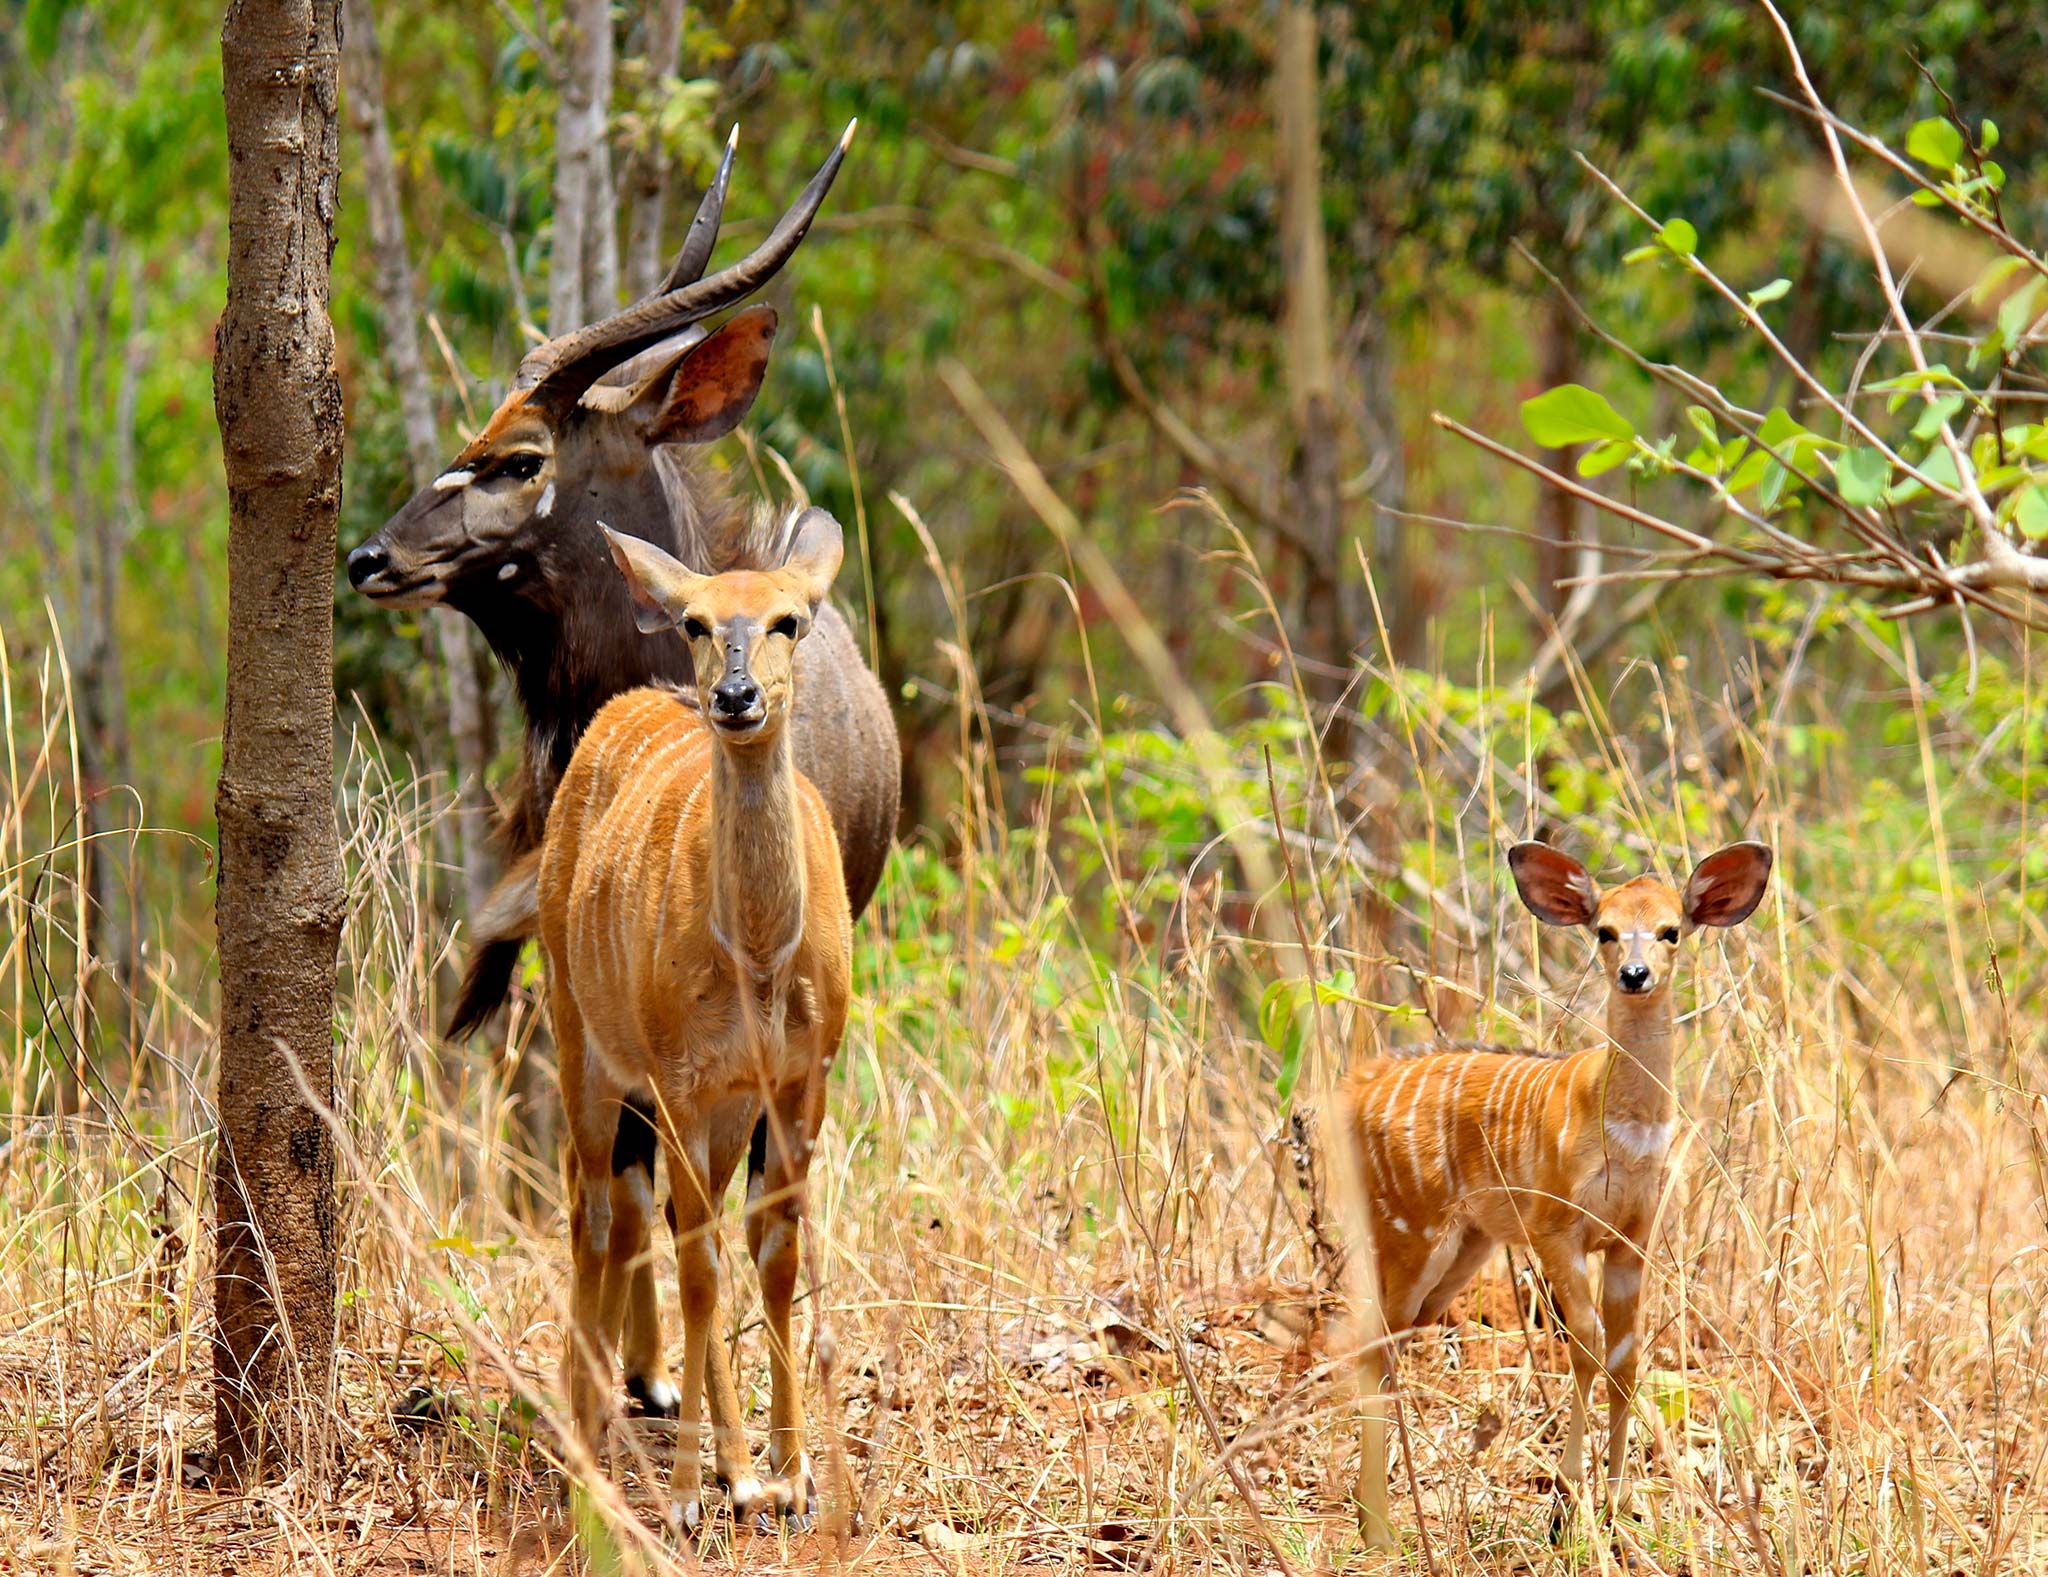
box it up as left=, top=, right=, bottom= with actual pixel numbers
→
left=1605, top=1118, right=1675, bottom=1161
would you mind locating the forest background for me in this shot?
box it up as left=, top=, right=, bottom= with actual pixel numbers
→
left=6, top=2, right=2048, bottom=1571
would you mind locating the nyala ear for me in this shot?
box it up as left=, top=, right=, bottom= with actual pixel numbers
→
left=599, top=524, right=703, bottom=634
left=628, top=304, right=777, bottom=445
left=1507, top=842, right=1600, bottom=927
left=781, top=507, right=844, bottom=617
left=1683, top=842, right=1773, bottom=929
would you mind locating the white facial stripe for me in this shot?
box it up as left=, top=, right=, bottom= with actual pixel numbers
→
left=537, top=480, right=556, bottom=517
left=434, top=469, right=475, bottom=491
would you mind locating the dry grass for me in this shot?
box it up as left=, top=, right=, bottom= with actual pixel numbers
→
left=3, top=528, right=2048, bottom=1577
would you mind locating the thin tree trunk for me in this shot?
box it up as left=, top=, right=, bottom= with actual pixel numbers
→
left=1533, top=286, right=1581, bottom=623
left=622, top=0, right=687, bottom=299
left=1275, top=1, right=1350, bottom=763
left=212, top=0, right=346, bottom=1481
left=586, top=122, right=619, bottom=314
left=1348, top=298, right=1416, bottom=665
left=63, top=233, right=129, bottom=1101
left=97, top=245, right=146, bottom=1050
left=341, top=0, right=497, bottom=928
left=549, top=0, right=612, bottom=332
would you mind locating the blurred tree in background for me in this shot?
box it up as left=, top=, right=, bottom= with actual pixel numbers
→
left=5, top=0, right=2048, bottom=1072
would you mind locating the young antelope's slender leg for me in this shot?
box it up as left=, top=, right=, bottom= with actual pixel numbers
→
left=1601, top=1237, right=1647, bottom=1506
left=751, top=1084, right=815, bottom=1525
left=613, top=1099, right=676, bottom=1416
left=663, top=1129, right=721, bottom=1537
left=1352, top=1242, right=1422, bottom=1555
left=702, top=1109, right=765, bottom=1515
left=1532, top=1234, right=1604, bottom=1529
left=557, top=1002, right=623, bottom=1460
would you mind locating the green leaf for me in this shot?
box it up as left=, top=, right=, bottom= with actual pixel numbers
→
left=1521, top=384, right=1634, bottom=448
left=1746, top=277, right=1791, bottom=308
left=1658, top=217, right=1699, bottom=257
left=1836, top=447, right=1890, bottom=507
left=1907, top=116, right=1964, bottom=170
left=1578, top=439, right=1632, bottom=477
left=1257, top=979, right=1300, bottom=1054
left=2015, top=486, right=2048, bottom=539
left=1973, top=257, right=2026, bottom=306
left=1725, top=447, right=1772, bottom=494
left=1982, top=118, right=2000, bottom=152
left=1910, top=394, right=1965, bottom=441
left=1998, top=277, right=2045, bottom=348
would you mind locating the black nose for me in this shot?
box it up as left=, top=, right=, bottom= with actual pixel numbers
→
left=347, top=541, right=388, bottom=588
left=710, top=677, right=763, bottom=720
left=1617, top=963, right=1652, bottom=993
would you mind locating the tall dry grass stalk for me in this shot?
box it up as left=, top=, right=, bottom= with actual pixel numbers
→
left=1, top=484, right=2046, bottom=1574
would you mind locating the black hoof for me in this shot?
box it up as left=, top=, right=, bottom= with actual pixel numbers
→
left=624, top=1374, right=680, bottom=1419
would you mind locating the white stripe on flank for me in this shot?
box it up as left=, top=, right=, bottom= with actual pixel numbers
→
left=1445, top=1059, right=1471, bottom=1196
left=1380, top=1060, right=1421, bottom=1201
left=1402, top=1061, right=1434, bottom=1198
left=1492, top=1057, right=1536, bottom=1178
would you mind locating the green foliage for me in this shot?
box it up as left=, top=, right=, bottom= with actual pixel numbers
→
left=1521, top=384, right=1635, bottom=448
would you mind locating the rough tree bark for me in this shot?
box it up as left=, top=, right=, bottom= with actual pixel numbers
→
left=340, top=0, right=497, bottom=927
left=622, top=0, right=687, bottom=300
left=1275, top=2, right=1352, bottom=763
left=212, top=0, right=347, bottom=1478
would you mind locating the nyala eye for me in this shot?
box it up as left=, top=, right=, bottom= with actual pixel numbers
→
left=1658, top=926, right=1680, bottom=944
left=770, top=615, right=800, bottom=639
left=499, top=452, right=545, bottom=482
left=681, top=617, right=709, bottom=641
left=1596, top=926, right=1619, bottom=945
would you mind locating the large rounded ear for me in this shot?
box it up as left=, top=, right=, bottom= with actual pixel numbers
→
left=627, top=303, right=777, bottom=444
left=1507, top=842, right=1600, bottom=927
left=1683, top=842, right=1773, bottom=929
left=599, top=524, right=704, bottom=633
left=781, top=506, right=843, bottom=616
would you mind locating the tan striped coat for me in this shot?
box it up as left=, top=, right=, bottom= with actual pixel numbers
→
left=538, top=511, right=853, bottom=1532
left=1346, top=840, right=1771, bottom=1547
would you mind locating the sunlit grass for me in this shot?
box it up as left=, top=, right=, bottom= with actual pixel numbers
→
left=2, top=515, right=2046, bottom=1574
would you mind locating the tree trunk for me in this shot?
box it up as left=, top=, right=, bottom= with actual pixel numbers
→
left=1348, top=297, right=1417, bottom=665
left=1533, top=286, right=1581, bottom=624
left=340, top=0, right=497, bottom=927
left=1275, top=2, right=1351, bottom=763
left=622, top=0, right=687, bottom=299
left=549, top=0, right=614, bottom=331
left=212, top=0, right=347, bottom=1480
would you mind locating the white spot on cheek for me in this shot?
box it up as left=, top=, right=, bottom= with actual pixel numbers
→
left=497, top=561, right=518, bottom=581
left=536, top=480, right=556, bottom=517
left=433, top=469, right=474, bottom=491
